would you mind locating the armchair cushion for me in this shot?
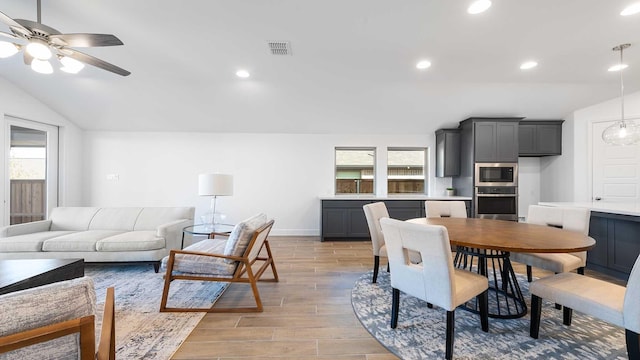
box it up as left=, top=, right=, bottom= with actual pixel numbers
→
left=223, top=213, right=267, bottom=262
left=0, top=276, right=97, bottom=359
left=161, top=239, right=236, bottom=275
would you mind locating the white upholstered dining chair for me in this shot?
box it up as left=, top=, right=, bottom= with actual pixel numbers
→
left=510, top=205, right=591, bottom=282
left=424, top=200, right=468, bottom=218
left=363, top=202, right=390, bottom=283
left=529, top=254, right=640, bottom=359
left=380, top=218, right=489, bottom=360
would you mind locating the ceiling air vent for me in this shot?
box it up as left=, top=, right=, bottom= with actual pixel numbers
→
left=268, top=41, right=291, bottom=55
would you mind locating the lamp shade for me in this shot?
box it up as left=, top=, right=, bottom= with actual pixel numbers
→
left=198, top=174, right=233, bottom=196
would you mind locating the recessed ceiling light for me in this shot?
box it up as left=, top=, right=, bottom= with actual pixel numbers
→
left=416, top=60, right=432, bottom=70
left=520, top=61, right=538, bottom=70
left=467, top=0, right=492, bottom=14
left=236, top=70, right=250, bottom=78
left=608, top=64, right=629, bottom=72
left=621, top=3, right=640, bottom=16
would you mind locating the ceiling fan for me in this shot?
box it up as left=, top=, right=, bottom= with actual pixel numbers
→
left=0, top=0, right=129, bottom=76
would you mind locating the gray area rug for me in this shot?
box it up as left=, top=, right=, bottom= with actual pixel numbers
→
left=86, top=264, right=227, bottom=360
left=351, top=270, right=627, bottom=359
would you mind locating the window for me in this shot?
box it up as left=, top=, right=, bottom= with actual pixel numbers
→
left=387, top=148, right=426, bottom=194
left=335, top=147, right=375, bottom=194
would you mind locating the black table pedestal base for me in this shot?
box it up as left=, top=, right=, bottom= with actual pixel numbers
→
left=453, top=247, right=527, bottom=319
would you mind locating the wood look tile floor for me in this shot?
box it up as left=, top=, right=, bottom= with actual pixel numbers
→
left=171, top=236, right=626, bottom=360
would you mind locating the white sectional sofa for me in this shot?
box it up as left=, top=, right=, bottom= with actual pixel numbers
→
left=0, top=207, right=195, bottom=272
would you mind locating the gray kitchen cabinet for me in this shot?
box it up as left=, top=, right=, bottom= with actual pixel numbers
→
left=320, top=199, right=470, bottom=241
left=518, top=120, right=563, bottom=156
left=435, top=129, right=461, bottom=177
left=470, top=119, right=520, bottom=163
left=587, top=211, right=640, bottom=280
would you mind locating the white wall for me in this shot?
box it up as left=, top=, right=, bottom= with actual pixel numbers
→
left=0, top=78, right=84, bottom=224
left=83, top=131, right=442, bottom=236
left=517, top=157, right=540, bottom=218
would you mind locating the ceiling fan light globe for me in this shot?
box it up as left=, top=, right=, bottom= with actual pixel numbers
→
left=26, top=41, right=52, bottom=60
left=0, top=41, right=20, bottom=58
left=60, top=56, right=85, bottom=73
left=31, top=59, right=53, bottom=74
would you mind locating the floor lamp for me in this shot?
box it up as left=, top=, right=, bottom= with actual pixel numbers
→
left=198, top=174, right=234, bottom=225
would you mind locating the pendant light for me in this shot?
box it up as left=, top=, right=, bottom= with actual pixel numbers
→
left=602, top=44, right=640, bottom=146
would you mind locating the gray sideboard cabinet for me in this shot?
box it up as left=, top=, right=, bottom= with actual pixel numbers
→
left=518, top=120, right=564, bottom=156
left=435, top=129, right=461, bottom=177
left=321, top=199, right=471, bottom=241
left=586, top=211, right=640, bottom=280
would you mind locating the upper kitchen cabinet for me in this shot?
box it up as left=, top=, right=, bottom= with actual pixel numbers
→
left=435, top=128, right=460, bottom=177
left=461, top=118, right=522, bottom=163
left=518, top=120, right=564, bottom=156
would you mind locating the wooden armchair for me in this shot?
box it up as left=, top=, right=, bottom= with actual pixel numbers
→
left=0, top=277, right=115, bottom=360
left=160, top=218, right=278, bottom=313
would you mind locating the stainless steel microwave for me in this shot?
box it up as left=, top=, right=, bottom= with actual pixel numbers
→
left=474, top=163, right=518, bottom=187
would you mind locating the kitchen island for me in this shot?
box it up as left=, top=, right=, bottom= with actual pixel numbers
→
left=320, top=195, right=471, bottom=241
left=539, top=201, right=640, bottom=280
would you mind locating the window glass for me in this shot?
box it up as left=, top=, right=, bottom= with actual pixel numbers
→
left=335, top=148, right=375, bottom=194
left=387, top=148, right=426, bottom=194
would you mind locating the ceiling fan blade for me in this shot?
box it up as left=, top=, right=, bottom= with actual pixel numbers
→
left=65, top=49, right=130, bottom=76
left=49, top=33, right=124, bottom=47
left=24, top=51, right=33, bottom=65
left=0, top=11, right=31, bottom=37
left=0, top=31, right=19, bottom=40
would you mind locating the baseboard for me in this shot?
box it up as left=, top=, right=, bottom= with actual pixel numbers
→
left=269, top=229, right=319, bottom=237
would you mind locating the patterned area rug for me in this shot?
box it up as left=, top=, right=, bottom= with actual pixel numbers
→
left=351, top=270, right=627, bottom=359
left=86, top=264, right=228, bottom=360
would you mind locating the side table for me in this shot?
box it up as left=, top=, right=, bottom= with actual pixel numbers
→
left=181, top=223, right=235, bottom=248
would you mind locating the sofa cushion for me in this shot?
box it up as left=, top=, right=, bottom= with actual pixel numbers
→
left=0, top=231, right=76, bottom=252
left=0, top=276, right=96, bottom=360
left=49, top=207, right=100, bottom=231
left=134, top=207, right=195, bottom=231
left=96, top=231, right=165, bottom=251
left=89, top=207, right=142, bottom=231
left=161, top=239, right=236, bottom=275
left=223, top=213, right=267, bottom=262
left=42, top=230, right=124, bottom=252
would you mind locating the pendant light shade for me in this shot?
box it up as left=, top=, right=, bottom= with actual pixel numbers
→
left=602, top=44, right=640, bottom=146
left=602, top=120, right=640, bottom=146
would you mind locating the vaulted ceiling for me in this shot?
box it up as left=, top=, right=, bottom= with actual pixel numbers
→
left=0, top=0, right=639, bottom=134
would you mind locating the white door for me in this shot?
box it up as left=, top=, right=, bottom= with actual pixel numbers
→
left=592, top=121, right=640, bottom=202
left=3, top=116, right=59, bottom=225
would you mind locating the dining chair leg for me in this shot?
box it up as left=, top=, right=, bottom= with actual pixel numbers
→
left=390, top=288, right=400, bottom=329
left=477, top=290, right=489, bottom=332
left=372, top=256, right=380, bottom=283
left=563, top=307, right=573, bottom=326
left=445, top=310, right=455, bottom=360
left=526, top=265, right=533, bottom=282
left=626, top=329, right=640, bottom=360
left=530, top=295, right=542, bottom=339
left=427, top=303, right=433, bottom=308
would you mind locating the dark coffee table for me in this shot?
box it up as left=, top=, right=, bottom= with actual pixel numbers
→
left=0, top=258, right=85, bottom=295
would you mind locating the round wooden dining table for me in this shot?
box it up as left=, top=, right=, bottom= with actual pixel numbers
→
left=407, top=217, right=596, bottom=319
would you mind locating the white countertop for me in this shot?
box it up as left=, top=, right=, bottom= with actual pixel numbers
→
left=538, top=202, right=640, bottom=217
left=319, top=195, right=472, bottom=201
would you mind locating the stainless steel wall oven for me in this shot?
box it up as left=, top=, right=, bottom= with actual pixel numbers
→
left=474, top=186, right=518, bottom=221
